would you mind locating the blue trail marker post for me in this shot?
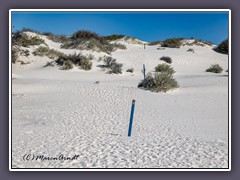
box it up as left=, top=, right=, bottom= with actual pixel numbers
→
left=128, top=100, right=136, bottom=137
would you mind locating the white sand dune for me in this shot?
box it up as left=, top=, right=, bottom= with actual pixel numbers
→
left=12, top=32, right=229, bottom=168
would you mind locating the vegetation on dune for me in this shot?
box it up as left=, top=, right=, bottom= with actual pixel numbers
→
left=214, top=39, right=228, bottom=55
left=138, top=64, right=178, bottom=93
left=149, top=41, right=162, bottom=46
left=98, top=56, right=123, bottom=74
left=126, top=68, right=134, bottom=73
left=60, top=30, right=127, bottom=54
left=206, top=64, right=223, bottom=73
left=161, top=38, right=183, bottom=48
left=33, top=46, right=65, bottom=59
left=55, top=53, right=93, bottom=70
left=155, top=64, right=175, bottom=74
left=12, top=31, right=46, bottom=47
left=187, top=48, right=195, bottom=53
left=103, top=34, right=125, bottom=41
left=160, top=56, right=172, bottom=64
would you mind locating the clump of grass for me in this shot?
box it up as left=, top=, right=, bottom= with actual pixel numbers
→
left=104, top=34, right=125, bottom=41
left=99, top=56, right=122, bottom=74
left=206, top=64, right=223, bottom=73
left=60, top=60, right=74, bottom=70
left=12, top=47, right=19, bottom=63
left=33, top=46, right=65, bottom=59
left=214, top=39, right=228, bottom=54
left=126, top=68, right=134, bottom=73
left=187, top=48, right=194, bottom=53
left=108, top=63, right=123, bottom=74
left=12, top=31, right=46, bottom=47
left=138, top=66, right=178, bottom=93
left=161, top=38, right=183, bottom=48
left=160, top=56, right=172, bottom=64
left=56, top=53, right=93, bottom=70
left=155, top=64, right=175, bottom=74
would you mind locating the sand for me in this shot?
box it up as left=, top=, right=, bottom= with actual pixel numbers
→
left=11, top=32, right=229, bottom=169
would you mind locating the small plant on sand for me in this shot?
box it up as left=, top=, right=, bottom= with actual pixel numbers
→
left=187, top=48, right=195, bottom=53
left=12, top=47, right=19, bottom=63
left=126, top=68, right=134, bottom=73
left=102, top=56, right=117, bottom=68
left=33, top=46, right=65, bottom=59
left=60, top=60, right=73, bottom=70
left=56, top=53, right=93, bottom=70
left=214, top=39, right=228, bottom=54
left=161, top=38, right=183, bottom=48
left=12, top=31, right=46, bottom=47
left=160, top=56, right=172, bottom=64
left=138, top=68, right=178, bottom=93
left=155, top=64, right=175, bottom=74
left=108, top=63, right=123, bottom=74
left=206, top=64, right=223, bottom=73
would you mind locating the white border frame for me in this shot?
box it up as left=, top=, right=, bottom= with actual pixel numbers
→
left=9, top=9, right=231, bottom=171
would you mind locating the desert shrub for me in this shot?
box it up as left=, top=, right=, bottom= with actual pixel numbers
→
left=79, top=58, right=92, bottom=70
left=20, top=49, right=30, bottom=57
left=160, top=56, right=172, bottom=64
left=12, top=47, right=19, bottom=63
left=108, top=63, right=123, bottom=74
left=12, top=31, right=46, bottom=47
left=71, top=30, right=104, bottom=42
left=102, top=56, right=117, bottom=68
left=214, top=39, right=228, bottom=54
left=149, top=41, right=162, bottom=46
left=161, top=38, right=182, bottom=48
left=60, top=60, right=73, bottom=70
left=46, top=34, right=69, bottom=43
left=56, top=53, right=92, bottom=70
left=33, top=46, right=49, bottom=56
left=155, top=64, right=175, bottom=74
left=33, top=46, right=65, bottom=59
left=44, top=61, right=55, bottom=67
left=187, top=48, right=194, bottom=53
left=126, top=68, right=134, bottom=73
left=138, top=71, right=178, bottom=93
left=153, top=72, right=179, bottom=92
left=112, top=43, right=127, bottom=50
left=86, top=53, right=95, bottom=60
left=206, top=64, right=223, bottom=73
left=104, top=34, right=125, bottom=41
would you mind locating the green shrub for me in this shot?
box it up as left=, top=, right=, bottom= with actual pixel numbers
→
left=206, top=64, right=223, bottom=73
left=161, top=38, right=182, bottom=48
left=33, top=46, right=65, bottom=59
left=126, top=68, right=134, bottom=73
left=46, top=34, right=69, bottom=43
left=103, top=56, right=116, bottom=68
left=187, top=48, right=194, bottom=53
left=149, top=41, right=162, bottom=46
left=160, top=56, right=172, bottom=64
left=12, top=47, right=19, bottom=63
left=153, top=72, right=179, bottom=92
left=56, top=53, right=93, bottom=70
left=12, top=31, right=46, bottom=47
left=138, top=71, right=178, bottom=93
left=104, top=34, right=125, bottom=41
left=155, top=64, right=175, bottom=74
left=108, top=63, right=123, bottom=74
left=112, top=43, right=127, bottom=50
left=214, top=39, right=228, bottom=54
left=79, top=58, right=92, bottom=70
left=60, top=60, right=73, bottom=70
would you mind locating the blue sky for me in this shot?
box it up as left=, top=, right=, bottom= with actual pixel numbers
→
left=11, top=11, right=229, bottom=45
